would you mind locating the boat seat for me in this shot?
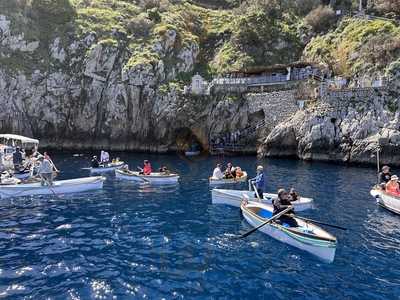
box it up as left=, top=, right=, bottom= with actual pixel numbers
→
left=257, top=209, right=292, bottom=228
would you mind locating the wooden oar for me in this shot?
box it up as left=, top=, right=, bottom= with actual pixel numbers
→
left=237, top=206, right=293, bottom=239
left=288, top=214, right=347, bottom=231
left=252, top=182, right=262, bottom=202
left=39, top=175, right=61, bottom=199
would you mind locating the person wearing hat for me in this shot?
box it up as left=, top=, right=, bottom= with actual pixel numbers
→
left=379, top=166, right=392, bottom=187
left=250, top=165, right=265, bottom=199
left=386, top=175, right=400, bottom=196
left=37, top=155, right=55, bottom=186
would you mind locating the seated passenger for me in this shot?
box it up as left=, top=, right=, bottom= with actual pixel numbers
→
left=100, top=150, right=110, bottom=164
left=288, top=188, right=299, bottom=202
left=224, top=163, right=235, bottom=179
left=139, top=160, right=152, bottom=175
left=235, top=167, right=244, bottom=178
left=159, top=166, right=170, bottom=174
left=386, top=175, right=400, bottom=196
left=91, top=156, right=99, bottom=168
left=212, top=163, right=224, bottom=180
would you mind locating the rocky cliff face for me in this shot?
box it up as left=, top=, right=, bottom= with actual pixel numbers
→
left=0, top=12, right=255, bottom=152
left=259, top=85, right=400, bottom=165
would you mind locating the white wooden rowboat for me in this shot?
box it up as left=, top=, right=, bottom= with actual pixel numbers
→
left=84, top=161, right=124, bottom=173
left=115, top=169, right=179, bottom=184
left=241, top=201, right=337, bottom=262
left=212, top=188, right=313, bottom=211
left=370, top=187, right=400, bottom=215
left=0, top=176, right=105, bottom=198
left=209, top=172, right=248, bottom=185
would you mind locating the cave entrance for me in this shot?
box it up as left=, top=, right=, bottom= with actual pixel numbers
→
left=174, top=127, right=203, bottom=153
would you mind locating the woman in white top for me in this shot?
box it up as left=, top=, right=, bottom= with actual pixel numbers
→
left=212, top=163, right=224, bottom=179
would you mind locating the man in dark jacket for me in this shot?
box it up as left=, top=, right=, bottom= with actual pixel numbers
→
left=379, top=165, right=392, bottom=188
left=13, top=147, right=23, bottom=170
left=273, top=189, right=297, bottom=227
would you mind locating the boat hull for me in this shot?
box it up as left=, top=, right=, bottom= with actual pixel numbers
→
left=87, top=162, right=124, bottom=174
left=241, top=202, right=336, bottom=262
left=370, top=188, right=400, bottom=215
left=0, top=176, right=105, bottom=198
left=115, top=169, right=179, bottom=184
left=212, top=189, right=313, bottom=211
left=209, top=172, right=248, bottom=185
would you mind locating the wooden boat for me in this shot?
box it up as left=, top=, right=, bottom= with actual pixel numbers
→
left=370, top=187, right=400, bottom=214
left=115, top=169, right=179, bottom=184
left=241, top=201, right=337, bottom=262
left=0, top=176, right=105, bottom=198
left=83, top=161, right=124, bottom=173
left=209, top=172, right=248, bottom=185
left=212, top=188, right=313, bottom=211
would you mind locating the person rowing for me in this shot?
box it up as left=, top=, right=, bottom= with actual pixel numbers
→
left=37, top=155, right=56, bottom=186
left=379, top=165, right=392, bottom=189
left=44, top=151, right=60, bottom=173
left=273, top=189, right=298, bottom=227
left=250, top=165, right=265, bottom=199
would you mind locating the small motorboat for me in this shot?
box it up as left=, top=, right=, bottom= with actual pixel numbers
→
left=83, top=161, right=124, bottom=173
left=370, top=186, right=400, bottom=215
left=212, top=188, right=313, bottom=211
left=241, top=201, right=337, bottom=262
left=115, top=169, right=179, bottom=184
left=209, top=172, right=248, bottom=185
left=0, top=176, right=105, bottom=198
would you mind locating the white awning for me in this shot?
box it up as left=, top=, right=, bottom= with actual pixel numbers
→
left=0, top=134, right=39, bottom=145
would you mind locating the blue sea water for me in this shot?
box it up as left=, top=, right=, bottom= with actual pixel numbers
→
left=1, top=153, right=400, bottom=299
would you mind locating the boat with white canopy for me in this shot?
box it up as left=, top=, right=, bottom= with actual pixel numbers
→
left=115, top=169, right=180, bottom=184
left=212, top=188, right=313, bottom=211
left=241, top=200, right=337, bottom=262
left=0, top=176, right=105, bottom=198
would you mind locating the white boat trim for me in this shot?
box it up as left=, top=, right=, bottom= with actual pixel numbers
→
left=209, top=172, right=248, bottom=185
left=0, top=176, right=105, bottom=198
left=241, top=201, right=336, bottom=262
left=115, top=169, right=180, bottom=184
left=84, top=162, right=125, bottom=173
left=211, top=188, right=314, bottom=211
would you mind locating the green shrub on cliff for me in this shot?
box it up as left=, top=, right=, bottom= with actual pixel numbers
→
left=304, top=18, right=400, bottom=77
